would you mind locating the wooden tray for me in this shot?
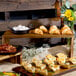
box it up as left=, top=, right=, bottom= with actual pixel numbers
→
left=12, top=65, right=76, bottom=76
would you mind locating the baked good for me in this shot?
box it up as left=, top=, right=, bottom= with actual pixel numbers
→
left=49, top=65, right=60, bottom=72
left=32, top=58, right=42, bottom=66
left=35, top=68, right=41, bottom=73
left=40, top=64, right=46, bottom=70
left=40, top=69, right=48, bottom=76
left=49, top=25, right=60, bottom=34
left=69, top=57, right=76, bottom=64
left=60, top=64, right=70, bottom=69
left=44, top=58, right=54, bottom=65
left=56, top=58, right=66, bottom=65
left=29, top=28, right=43, bottom=35
left=34, top=28, right=43, bottom=35
left=46, top=54, right=56, bottom=61
left=36, top=68, right=48, bottom=75
left=56, top=53, right=67, bottom=59
left=29, top=30, right=34, bottom=33
left=61, top=25, right=72, bottom=35
left=39, top=25, right=48, bottom=33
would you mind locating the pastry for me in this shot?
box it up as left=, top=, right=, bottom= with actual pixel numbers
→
left=60, top=64, right=71, bottom=69
left=29, top=30, right=34, bottom=33
left=49, top=65, right=60, bottom=72
left=34, top=28, right=43, bottom=35
left=46, top=54, right=56, bottom=61
left=39, top=25, right=48, bottom=33
left=27, top=66, right=35, bottom=73
left=69, top=57, right=76, bottom=64
left=40, top=69, right=48, bottom=76
left=56, top=58, right=66, bottom=65
left=61, top=25, right=72, bottom=35
left=56, top=53, right=67, bottom=59
left=29, top=28, right=43, bottom=35
left=44, top=58, right=54, bottom=65
left=35, top=68, right=41, bottom=73
left=49, top=25, right=60, bottom=34
left=32, top=58, right=42, bottom=66
left=39, top=64, right=46, bottom=70
left=36, top=68, right=48, bottom=75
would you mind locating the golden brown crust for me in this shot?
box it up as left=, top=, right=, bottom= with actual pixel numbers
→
left=69, top=57, right=76, bottom=64
left=61, top=25, right=72, bottom=35
left=39, top=25, right=48, bottom=33
left=56, top=58, right=66, bottom=65
left=49, top=25, right=60, bottom=35
left=56, top=53, right=67, bottom=59
left=34, top=28, right=43, bottom=35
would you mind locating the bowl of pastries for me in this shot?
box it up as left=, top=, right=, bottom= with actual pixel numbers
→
left=17, top=53, right=76, bottom=76
left=29, top=25, right=73, bottom=35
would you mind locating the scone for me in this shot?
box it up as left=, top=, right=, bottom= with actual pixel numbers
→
left=61, top=25, right=72, bottom=35
left=49, top=25, right=60, bottom=35
left=39, top=25, right=48, bottom=33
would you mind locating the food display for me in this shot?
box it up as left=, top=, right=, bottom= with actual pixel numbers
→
left=0, top=44, right=16, bottom=53
left=21, top=53, right=76, bottom=76
left=29, top=25, right=73, bottom=35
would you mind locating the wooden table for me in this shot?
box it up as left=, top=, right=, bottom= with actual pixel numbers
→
left=2, top=30, right=74, bottom=57
left=0, top=52, right=22, bottom=64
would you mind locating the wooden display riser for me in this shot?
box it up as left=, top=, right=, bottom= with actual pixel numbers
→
left=13, top=65, right=76, bottom=76
left=2, top=30, right=74, bottom=57
left=0, top=52, right=22, bottom=64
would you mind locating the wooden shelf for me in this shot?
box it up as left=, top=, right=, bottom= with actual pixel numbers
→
left=3, top=30, right=74, bottom=38
left=0, top=52, right=21, bottom=61
left=2, top=30, right=74, bottom=57
left=0, top=52, right=22, bottom=64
